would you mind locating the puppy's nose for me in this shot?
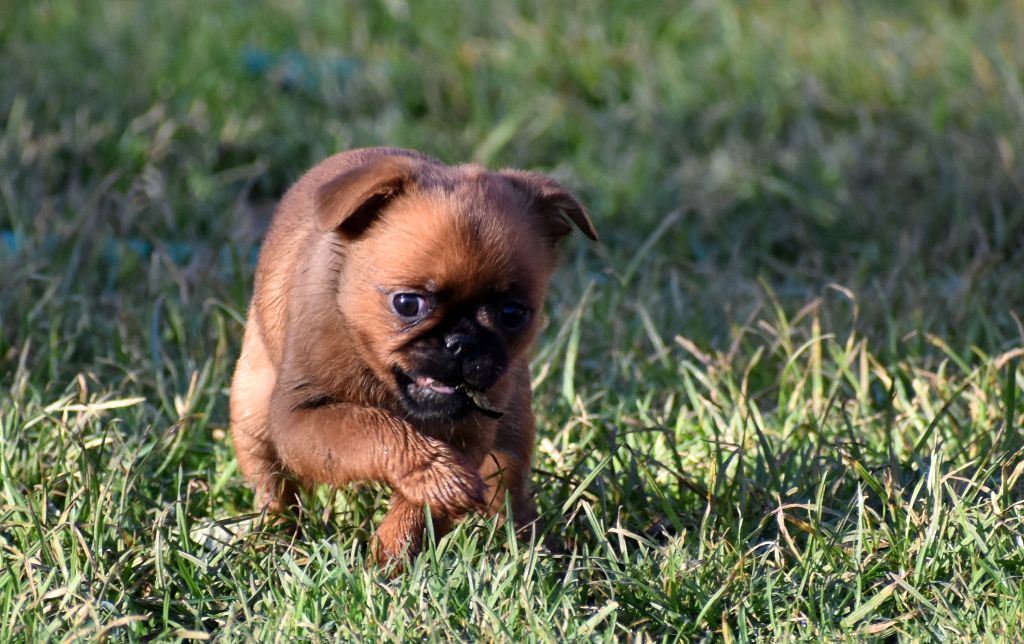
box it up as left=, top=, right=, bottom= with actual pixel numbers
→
left=445, top=332, right=479, bottom=360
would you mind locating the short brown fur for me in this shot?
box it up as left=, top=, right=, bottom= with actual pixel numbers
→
left=229, top=147, right=595, bottom=565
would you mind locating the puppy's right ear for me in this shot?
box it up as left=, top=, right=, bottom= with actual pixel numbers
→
left=500, top=170, right=598, bottom=243
left=316, top=155, right=420, bottom=238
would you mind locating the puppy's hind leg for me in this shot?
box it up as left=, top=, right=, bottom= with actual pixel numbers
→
left=480, top=450, right=537, bottom=529
left=230, top=317, right=299, bottom=514
left=481, top=366, right=541, bottom=536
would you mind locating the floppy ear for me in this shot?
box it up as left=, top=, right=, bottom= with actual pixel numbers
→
left=316, top=155, right=420, bottom=238
left=500, top=170, right=598, bottom=242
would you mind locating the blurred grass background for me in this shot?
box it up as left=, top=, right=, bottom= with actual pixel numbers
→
left=5, top=0, right=1023, bottom=348
left=2, top=0, right=1023, bottom=639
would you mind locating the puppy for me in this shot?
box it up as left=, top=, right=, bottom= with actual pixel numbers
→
left=229, top=147, right=596, bottom=564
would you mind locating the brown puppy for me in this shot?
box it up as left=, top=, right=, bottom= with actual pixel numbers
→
left=229, top=147, right=596, bottom=563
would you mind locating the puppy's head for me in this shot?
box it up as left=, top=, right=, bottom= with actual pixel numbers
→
left=316, top=151, right=597, bottom=421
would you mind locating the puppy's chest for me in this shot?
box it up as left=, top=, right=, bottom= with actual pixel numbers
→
left=420, top=416, right=499, bottom=455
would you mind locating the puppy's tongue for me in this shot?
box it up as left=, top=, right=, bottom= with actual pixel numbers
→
left=412, top=375, right=503, bottom=418
left=416, top=376, right=456, bottom=395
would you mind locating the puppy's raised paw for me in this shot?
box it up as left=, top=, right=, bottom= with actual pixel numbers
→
left=395, top=449, right=486, bottom=518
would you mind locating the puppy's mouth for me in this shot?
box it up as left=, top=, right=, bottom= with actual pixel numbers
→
left=414, top=375, right=458, bottom=395
left=393, top=369, right=503, bottom=420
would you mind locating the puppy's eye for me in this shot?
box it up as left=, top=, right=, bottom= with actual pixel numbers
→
left=498, top=302, right=529, bottom=331
left=392, top=293, right=426, bottom=319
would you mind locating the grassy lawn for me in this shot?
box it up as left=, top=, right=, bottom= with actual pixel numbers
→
left=2, top=0, right=1024, bottom=639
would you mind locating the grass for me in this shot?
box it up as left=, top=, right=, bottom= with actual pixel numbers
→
left=2, top=0, right=1024, bottom=639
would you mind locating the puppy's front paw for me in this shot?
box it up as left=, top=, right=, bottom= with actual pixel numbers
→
left=395, top=450, right=485, bottom=518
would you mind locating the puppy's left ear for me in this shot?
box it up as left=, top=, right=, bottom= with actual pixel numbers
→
left=501, top=170, right=598, bottom=242
left=316, top=155, right=420, bottom=238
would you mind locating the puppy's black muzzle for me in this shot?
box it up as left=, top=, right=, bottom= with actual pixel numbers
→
left=444, top=329, right=505, bottom=392
left=396, top=321, right=508, bottom=421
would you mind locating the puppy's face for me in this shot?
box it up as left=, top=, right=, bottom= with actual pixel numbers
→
left=345, top=191, right=549, bottom=421
left=316, top=155, right=596, bottom=421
